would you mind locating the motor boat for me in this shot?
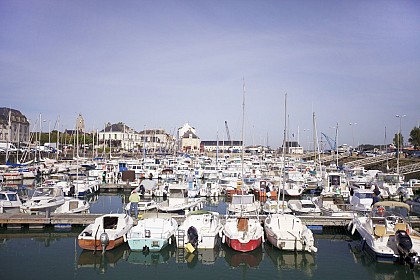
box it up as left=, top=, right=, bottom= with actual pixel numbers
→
left=20, top=185, right=65, bottom=214
left=54, top=197, right=90, bottom=214
left=124, top=199, right=157, bottom=214
left=261, top=199, right=292, bottom=214
left=349, top=201, right=420, bottom=268
left=175, top=210, right=223, bottom=250
left=349, top=188, right=373, bottom=212
left=288, top=197, right=321, bottom=216
left=312, top=193, right=352, bottom=217
left=226, top=193, right=260, bottom=215
left=0, top=190, right=23, bottom=213
left=264, top=213, right=317, bottom=253
left=78, top=213, right=134, bottom=252
left=127, top=217, right=178, bottom=252
left=156, top=184, right=205, bottom=213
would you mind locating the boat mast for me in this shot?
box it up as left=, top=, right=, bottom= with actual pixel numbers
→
left=280, top=93, right=287, bottom=214
left=241, top=79, right=245, bottom=187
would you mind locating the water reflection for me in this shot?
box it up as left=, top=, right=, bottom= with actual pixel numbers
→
left=223, top=244, right=263, bottom=268
left=348, top=242, right=420, bottom=280
left=77, top=243, right=130, bottom=274
left=264, top=243, right=316, bottom=277
left=127, top=244, right=175, bottom=265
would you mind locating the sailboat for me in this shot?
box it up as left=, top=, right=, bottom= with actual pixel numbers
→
left=221, top=80, right=264, bottom=252
left=263, top=94, right=317, bottom=253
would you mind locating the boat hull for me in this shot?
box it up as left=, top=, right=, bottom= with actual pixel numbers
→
left=78, top=236, right=125, bottom=251
left=224, top=236, right=262, bottom=252
left=128, top=237, right=170, bottom=252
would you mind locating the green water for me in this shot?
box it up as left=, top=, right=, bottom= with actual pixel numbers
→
left=0, top=230, right=419, bottom=280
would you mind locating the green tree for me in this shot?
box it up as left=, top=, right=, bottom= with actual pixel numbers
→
left=393, top=133, right=403, bottom=148
left=409, top=126, right=420, bottom=149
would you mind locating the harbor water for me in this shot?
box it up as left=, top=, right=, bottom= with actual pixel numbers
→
left=1, top=193, right=420, bottom=279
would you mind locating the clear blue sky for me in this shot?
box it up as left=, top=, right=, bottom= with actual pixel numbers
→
left=1, top=0, right=419, bottom=149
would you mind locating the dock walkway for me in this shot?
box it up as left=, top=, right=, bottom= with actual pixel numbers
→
left=2, top=212, right=419, bottom=230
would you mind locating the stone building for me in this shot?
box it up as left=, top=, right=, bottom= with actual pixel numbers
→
left=0, top=107, right=30, bottom=144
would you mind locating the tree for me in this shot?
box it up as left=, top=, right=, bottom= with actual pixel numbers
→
left=393, top=133, right=403, bottom=148
left=409, top=126, right=420, bottom=149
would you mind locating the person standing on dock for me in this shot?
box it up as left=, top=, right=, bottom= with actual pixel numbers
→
left=129, top=190, right=141, bottom=219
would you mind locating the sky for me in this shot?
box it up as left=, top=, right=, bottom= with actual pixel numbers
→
left=1, top=0, right=419, bottom=150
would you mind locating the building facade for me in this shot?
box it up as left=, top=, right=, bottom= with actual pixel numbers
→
left=0, top=107, right=30, bottom=144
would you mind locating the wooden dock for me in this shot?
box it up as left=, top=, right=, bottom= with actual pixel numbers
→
left=1, top=212, right=419, bottom=231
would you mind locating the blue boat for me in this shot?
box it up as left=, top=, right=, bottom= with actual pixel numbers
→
left=127, top=217, right=178, bottom=252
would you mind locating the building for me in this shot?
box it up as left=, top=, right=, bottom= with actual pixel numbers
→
left=99, top=122, right=140, bottom=151
left=98, top=123, right=175, bottom=153
left=180, top=129, right=200, bottom=153
left=0, top=107, right=30, bottom=144
left=138, top=129, right=176, bottom=153
left=200, top=140, right=243, bottom=153
left=76, top=114, right=85, bottom=133
left=281, top=141, right=304, bottom=154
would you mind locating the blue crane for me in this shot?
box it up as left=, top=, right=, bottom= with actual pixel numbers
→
left=321, top=132, right=336, bottom=151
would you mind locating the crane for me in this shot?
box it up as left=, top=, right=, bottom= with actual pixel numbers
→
left=321, top=132, right=336, bottom=151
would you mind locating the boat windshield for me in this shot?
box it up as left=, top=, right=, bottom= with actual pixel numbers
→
left=33, top=188, right=53, bottom=197
left=356, top=192, right=373, bottom=199
left=6, top=193, right=18, bottom=201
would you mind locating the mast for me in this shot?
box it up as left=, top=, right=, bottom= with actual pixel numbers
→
left=280, top=93, right=287, bottom=214
left=241, top=79, right=245, bottom=184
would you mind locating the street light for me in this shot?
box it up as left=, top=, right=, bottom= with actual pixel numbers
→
left=349, top=123, right=357, bottom=151
left=395, top=114, right=406, bottom=174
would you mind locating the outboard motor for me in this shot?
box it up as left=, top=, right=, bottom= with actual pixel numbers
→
left=100, top=232, right=109, bottom=254
left=187, top=226, right=199, bottom=248
left=395, top=230, right=418, bottom=268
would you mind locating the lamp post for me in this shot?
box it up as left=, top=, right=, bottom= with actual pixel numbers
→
left=349, top=123, right=357, bottom=151
left=395, top=114, right=406, bottom=174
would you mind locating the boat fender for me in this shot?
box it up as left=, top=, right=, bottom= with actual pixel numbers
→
left=222, top=235, right=225, bottom=244
left=169, top=237, right=172, bottom=245
left=123, top=234, right=127, bottom=243
left=218, top=230, right=223, bottom=238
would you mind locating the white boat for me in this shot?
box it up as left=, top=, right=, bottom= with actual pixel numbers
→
left=175, top=210, right=223, bottom=249
left=372, top=172, right=403, bottom=199
left=124, top=199, right=157, bottom=213
left=78, top=213, right=134, bottom=252
left=262, top=199, right=291, bottom=214
left=20, top=185, right=65, bottom=214
left=349, top=188, right=373, bottom=212
left=349, top=201, right=420, bottom=268
left=312, top=193, right=352, bottom=217
left=281, top=170, right=306, bottom=196
left=222, top=187, right=264, bottom=252
left=221, top=214, right=264, bottom=252
left=288, top=197, right=321, bottom=216
left=127, top=217, right=178, bottom=252
left=264, top=213, right=317, bottom=253
left=226, top=193, right=260, bottom=215
left=322, top=172, right=350, bottom=198
left=156, top=184, right=205, bottom=213
left=0, top=190, right=23, bottom=213
left=54, top=197, right=90, bottom=214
